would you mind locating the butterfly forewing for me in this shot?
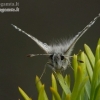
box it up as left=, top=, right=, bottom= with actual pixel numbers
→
left=11, top=24, right=51, bottom=53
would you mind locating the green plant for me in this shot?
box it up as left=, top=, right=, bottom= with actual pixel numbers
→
left=18, top=39, right=100, bottom=100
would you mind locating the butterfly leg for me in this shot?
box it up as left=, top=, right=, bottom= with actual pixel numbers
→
left=46, top=62, right=61, bottom=81
left=39, top=64, right=47, bottom=81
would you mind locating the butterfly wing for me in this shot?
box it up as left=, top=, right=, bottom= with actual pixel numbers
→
left=11, top=24, right=51, bottom=53
left=12, top=13, right=100, bottom=55
left=64, top=13, right=100, bottom=55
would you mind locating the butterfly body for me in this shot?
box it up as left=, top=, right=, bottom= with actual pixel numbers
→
left=48, top=53, right=67, bottom=72
left=47, top=38, right=76, bottom=71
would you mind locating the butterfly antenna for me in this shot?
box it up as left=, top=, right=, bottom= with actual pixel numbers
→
left=64, top=55, right=73, bottom=58
left=27, top=54, right=51, bottom=57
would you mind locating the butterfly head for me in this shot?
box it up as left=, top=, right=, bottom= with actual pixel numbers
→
left=48, top=53, right=69, bottom=72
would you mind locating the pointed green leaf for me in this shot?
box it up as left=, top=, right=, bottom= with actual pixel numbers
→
left=51, top=74, right=57, bottom=91
left=35, top=76, right=48, bottom=100
left=55, top=73, right=71, bottom=95
left=94, top=83, right=100, bottom=100
left=84, top=44, right=95, bottom=69
left=95, top=45, right=100, bottom=65
left=71, top=66, right=83, bottom=100
left=51, top=74, right=57, bottom=100
left=71, top=64, right=88, bottom=100
left=38, top=85, right=48, bottom=100
left=76, top=77, right=88, bottom=100
left=50, top=87, right=61, bottom=100
left=18, top=87, right=32, bottom=100
left=65, top=75, right=70, bottom=88
left=84, top=80, right=91, bottom=99
left=62, top=92, right=66, bottom=100
left=72, top=54, right=78, bottom=81
left=77, top=51, right=90, bottom=99
left=35, top=76, right=43, bottom=92
left=84, top=54, right=93, bottom=82
left=84, top=54, right=93, bottom=99
left=77, top=51, right=87, bottom=78
left=61, top=75, right=70, bottom=100
left=90, top=60, right=100, bottom=100
left=97, top=38, right=100, bottom=45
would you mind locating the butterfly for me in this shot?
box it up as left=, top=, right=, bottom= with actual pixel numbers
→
left=12, top=13, right=100, bottom=78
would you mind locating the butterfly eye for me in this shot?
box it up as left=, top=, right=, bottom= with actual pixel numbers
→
left=61, top=55, right=64, bottom=60
left=49, top=55, right=53, bottom=59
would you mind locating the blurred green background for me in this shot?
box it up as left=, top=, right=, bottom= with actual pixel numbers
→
left=0, top=0, right=100, bottom=99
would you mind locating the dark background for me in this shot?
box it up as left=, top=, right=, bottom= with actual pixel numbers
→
left=0, top=0, right=100, bottom=100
